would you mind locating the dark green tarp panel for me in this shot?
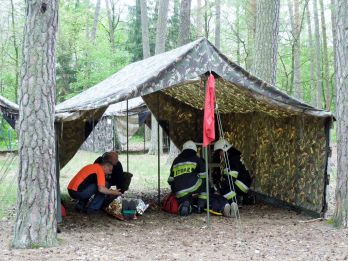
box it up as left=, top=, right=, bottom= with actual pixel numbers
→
left=0, top=38, right=333, bottom=216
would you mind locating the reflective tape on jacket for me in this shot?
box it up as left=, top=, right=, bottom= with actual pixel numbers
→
left=172, top=161, right=198, bottom=177
left=224, top=169, right=238, bottom=179
left=198, top=172, right=207, bottom=179
left=235, top=179, right=249, bottom=193
left=223, top=190, right=236, bottom=200
left=176, top=179, right=203, bottom=198
left=198, top=192, right=207, bottom=199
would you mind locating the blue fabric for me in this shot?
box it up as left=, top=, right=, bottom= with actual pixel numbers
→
left=68, top=183, right=106, bottom=211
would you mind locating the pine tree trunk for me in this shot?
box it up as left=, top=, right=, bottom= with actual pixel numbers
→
left=10, top=0, right=19, bottom=102
left=333, top=0, right=348, bottom=228
left=306, top=4, right=316, bottom=106
left=13, top=0, right=58, bottom=248
left=319, top=0, right=330, bottom=110
left=215, top=0, right=221, bottom=49
left=331, top=0, right=338, bottom=104
left=149, top=0, right=169, bottom=155
left=313, top=0, right=322, bottom=108
left=251, top=0, right=280, bottom=85
left=196, top=0, right=203, bottom=37
left=91, top=0, right=101, bottom=41
left=246, top=0, right=256, bottom=70
left=178, top=0, right=191, bottom=46
left=140, top=0, right=150, bottom=59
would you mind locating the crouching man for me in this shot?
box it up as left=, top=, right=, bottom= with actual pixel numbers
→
left=67, top=160, right=122, bottom=214
left=168, top=140, right=206, bottom=216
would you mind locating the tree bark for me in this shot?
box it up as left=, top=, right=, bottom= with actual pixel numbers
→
left=13, top=0, right=58, bottom=248
left=312, top=0, right=322, bottom=108
left=178, top=0, right=191, bottom=46
left=246, top=0, right=256, bottom=70
left=333, top=0, right=348, bottom=228
left=140, top=0, right=151, bottom=59
left=306, top=4, right=316, bottom=106
left=319, top=0, right=330, bottom=110
left=251, top=0, right=280, bottom=85
left=149, top=0, right=170, bottom=155
left=196, top=0, right=203, bottom=37
left=215, top=0, right=221, bottom=49
left=91, top=0, right=101, bottom=42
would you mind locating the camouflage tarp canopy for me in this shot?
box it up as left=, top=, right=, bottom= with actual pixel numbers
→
left=0, top=38, right=333, bottom=216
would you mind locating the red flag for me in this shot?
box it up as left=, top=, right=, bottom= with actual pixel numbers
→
left=203, top=74, right=216, bottom=147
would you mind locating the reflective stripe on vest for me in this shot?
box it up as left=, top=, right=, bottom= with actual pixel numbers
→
left=176, top=178, right=202, bottom=198
left=223, top=190, right=236, bottom=200
left=172, top=161, right=198, bottom=177
left=235, top=179, right=249, bottom=193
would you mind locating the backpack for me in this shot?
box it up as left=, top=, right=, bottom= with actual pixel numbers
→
left=162, top=193, right=179, bottom=214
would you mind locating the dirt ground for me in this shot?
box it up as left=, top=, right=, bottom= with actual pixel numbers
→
left=0, top=195, right=348, bottom=261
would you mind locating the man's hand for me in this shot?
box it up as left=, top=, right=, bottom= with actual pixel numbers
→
left=111, top=188, right=122, bottom=196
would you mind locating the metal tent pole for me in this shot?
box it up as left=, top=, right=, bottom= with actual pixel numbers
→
left=157, top=93, right=161, bottom=206
left=204, top=146, right=211, bottom=228
left=126, top=100, right=129, bottom=173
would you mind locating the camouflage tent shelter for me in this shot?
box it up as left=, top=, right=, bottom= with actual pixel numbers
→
left=0, top=38, right=333, bottom=217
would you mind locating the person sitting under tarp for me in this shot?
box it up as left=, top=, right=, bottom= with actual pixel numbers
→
left=168, top=140, right=207, bottom=216
left=94, top=151, right=132, bottom=193
left=213, top=138, right=253, bottom=206
left=67, top=160, right=122, bottom=214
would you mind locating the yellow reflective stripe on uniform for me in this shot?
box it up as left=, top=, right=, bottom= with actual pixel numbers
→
left=198, top=192, right=207, bottom=199
left=176, top=179, right=202, bottom=198
left=224, top=169, right=238, bottom=178
left=172, top=162, right=197, bottom=177
left=235, top=179, right=249, bottom=193
left=198, top=172, right=206, bottom=179
left=223, top=191, right=236, bottom=200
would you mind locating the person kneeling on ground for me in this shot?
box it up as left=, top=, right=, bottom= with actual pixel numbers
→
left=213, top=138, right=252, bottom=210
left=94, top=151, right=132, bottom=193
left=67, top=160, right=122, bottom=214
left=168, top=140, right=206, bottom=216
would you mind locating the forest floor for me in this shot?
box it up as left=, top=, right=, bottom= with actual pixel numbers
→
left=0, top=146, right=347, bottom=260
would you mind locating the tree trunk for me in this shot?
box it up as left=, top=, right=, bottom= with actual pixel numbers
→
left=140, top=0, right=151, bottom=59
left=333, top=0, right=348, bottom=228
left=319, top=0, right=330, bottom=110
left=313, top=0, right=322, bottom=108
left=91, top=0, right=101, bottom=42
left=105, top=0, right=116, bottom=51
left=246, top=0, right=256, bottom=70
left=13, top=0, right=58, bottom=248
left=215, top=0, right=221, bottom=49
left=306, top=4, right=316, bottom=106
left=10, top=0, right=19, bottom=102
left=149, top=0, right=169, bottom=155
left=196, top=0, right=203, bottom=37
left=251, top=0, right=280, bottom=85
left=178, top=0, right=192, bottom=46
left=331, top=0, right=338, bottom=105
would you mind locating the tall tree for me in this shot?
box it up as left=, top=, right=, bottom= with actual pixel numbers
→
left=149, top=0, right=170, bottom=155
left=246, top=0, right=256, bottom=70
left=196, top=0, right=203, bottom=37
left=10, top=0, right=20, bottom=102
left=215, top=0, right=221, bottom=49
left=306, top=2, right=316, bottom=105
left=178, top=0, right=191, bottom=46
left=251, top=0, right=280, bottom=85
left=319, top=0, right=330, bottom=110
left=13, top=0, right=58, bottom=248
left=330, top=0, right=338, bottom=104
left=333, top=0, right=348, bottom=228
left=90, top=0, right=101, bottom=42
left=105, top=0, right=121, bottom=51
left=140, top=0, right=150, bottom=59
left=312, top=0, right=322, bottom=108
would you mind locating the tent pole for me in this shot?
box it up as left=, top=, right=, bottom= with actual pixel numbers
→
left=55, top=123, right=62, bottom=227
left=126, top=99, right=129, bottom=173
left=157, top=93, right=160, bottom=206
left=204, top=146, right=210, bottom=228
